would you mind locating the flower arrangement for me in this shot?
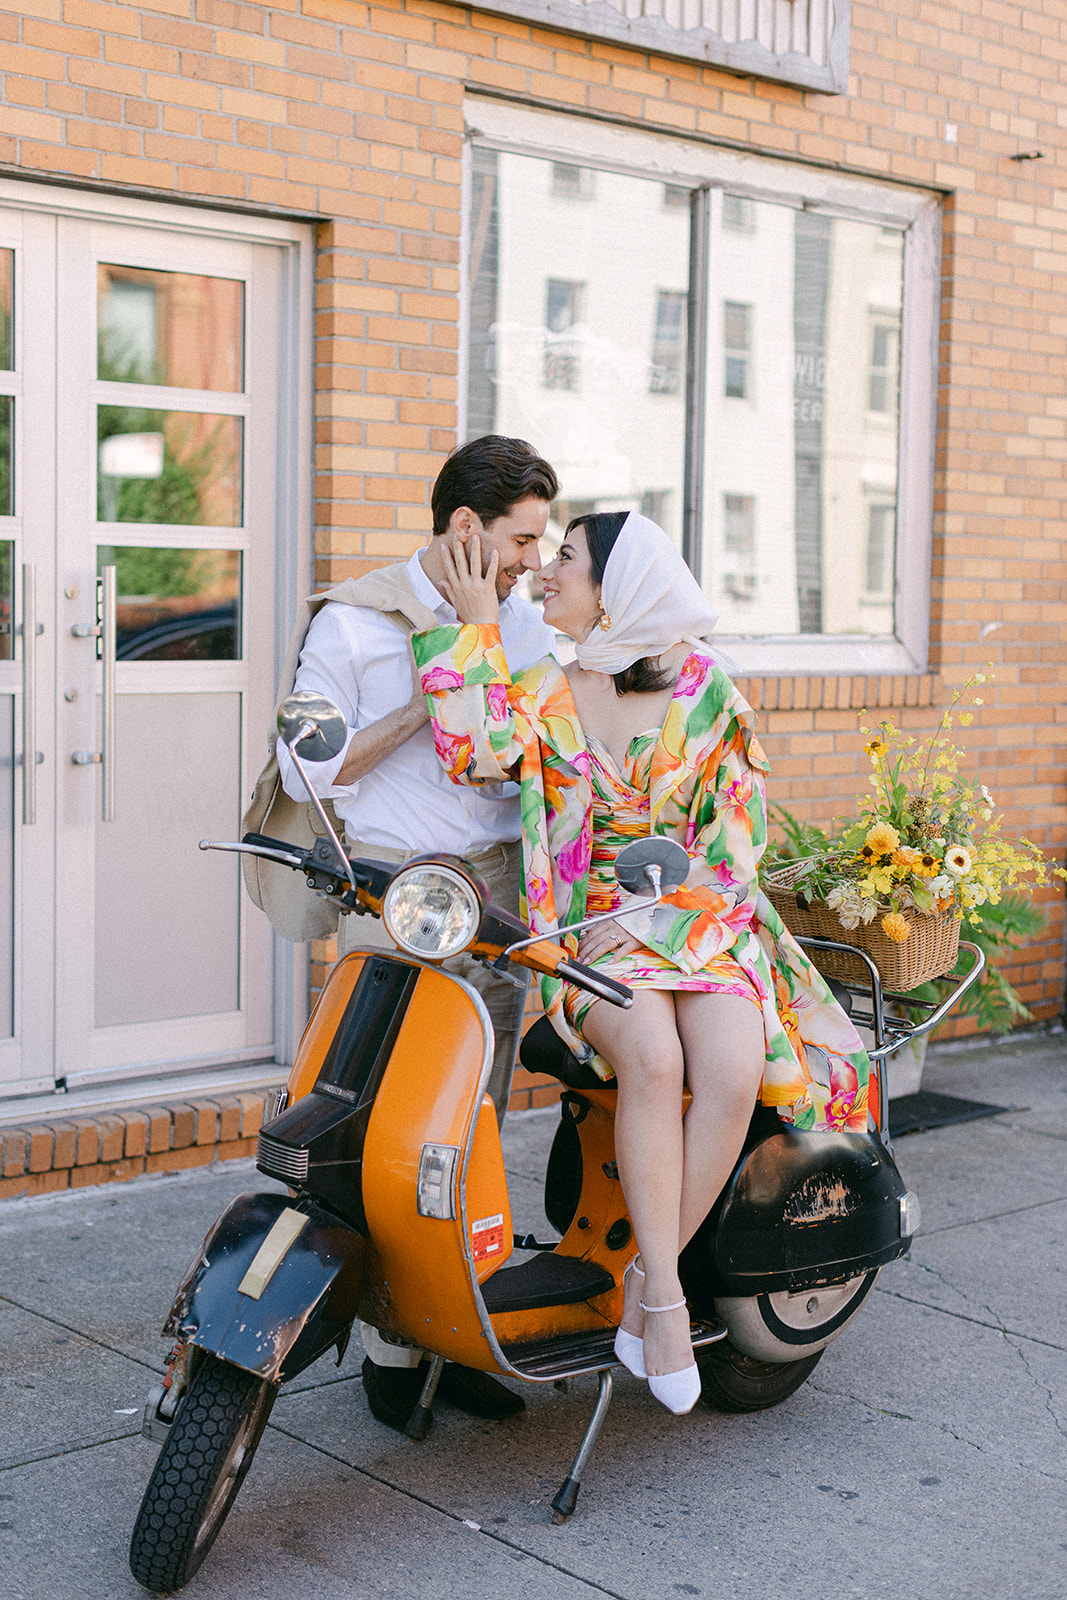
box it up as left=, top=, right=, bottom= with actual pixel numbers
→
left=764, top=672, right=1064, bottom=973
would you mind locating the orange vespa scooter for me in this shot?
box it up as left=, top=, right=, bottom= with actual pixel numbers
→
left=128, top=693, right=980, bottom=1594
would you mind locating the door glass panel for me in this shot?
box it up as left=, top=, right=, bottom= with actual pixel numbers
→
left=0, top=697, right=12, bottom=1039
left=97, top=409, right=243, bottom=526
left=97, top=265, right=244, bottom=392
left=0, top=250, right=11, bottom=369
left=0, top=398, right=11, bottom=517
left=94, top=693, right=240, bottom=1027
left=97, top=546, right=241, bottom=661
left=0, top=542, right=11, bottom=662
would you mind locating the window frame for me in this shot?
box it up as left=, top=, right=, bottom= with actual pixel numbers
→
left=462, top=96, right=941, bottom=678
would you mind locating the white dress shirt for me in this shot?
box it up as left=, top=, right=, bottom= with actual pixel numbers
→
left=277, top=550, right=555, bottom=854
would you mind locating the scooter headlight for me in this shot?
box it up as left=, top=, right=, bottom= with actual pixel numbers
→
left=382, top=862, right=482, bottom=960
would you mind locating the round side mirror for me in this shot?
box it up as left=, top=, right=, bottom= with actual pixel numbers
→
left=614, top=837, right=690, bottom=896
left=277, top=692, right=347, bottom=762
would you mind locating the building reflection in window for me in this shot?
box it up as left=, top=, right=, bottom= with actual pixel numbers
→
left=97, top=546, right=241, bottom=661
left=467, top=146, right=690, bottom=553
left=97, top=264, right=244, bottom=392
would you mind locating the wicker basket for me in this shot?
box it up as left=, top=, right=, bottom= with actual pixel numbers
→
left=763, top=859, right=961, bottom=991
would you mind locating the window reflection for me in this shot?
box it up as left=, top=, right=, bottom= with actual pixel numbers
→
left=97, top=546, right=241, bottom=661
left=0, top=398, right=10, bottom=518
left=0, top=542, right=11, bottom=663
left=705, top=202, right=903, bottom=637
left=467, top=146, right=689, bottom=551
left=0, top=250, right=11, bottom=370
left=97, top=408, right=242, bottom=527
left=97, top=264, right=244, bottom=392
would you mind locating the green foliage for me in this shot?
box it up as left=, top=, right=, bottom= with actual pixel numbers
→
left=98, top=545, right=200, bottom=600
left=900, top=892, right=1047, bottom=1035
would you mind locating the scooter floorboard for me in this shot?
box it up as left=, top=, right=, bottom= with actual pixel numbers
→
left=502, top=1319, right=727, bottom=1381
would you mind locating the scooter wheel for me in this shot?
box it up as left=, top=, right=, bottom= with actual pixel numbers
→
left=129, top=1353, right=276, bottom=1593
left=696, top=1342, right=822, bottom=1414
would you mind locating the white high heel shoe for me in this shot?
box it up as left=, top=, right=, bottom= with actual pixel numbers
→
left=640, top=1297, right=701, bottom=1416
left=613, top=1258, right=647, bottom=1378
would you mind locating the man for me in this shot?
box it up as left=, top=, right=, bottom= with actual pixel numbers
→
left=277, top=435, right=558, bottom=1430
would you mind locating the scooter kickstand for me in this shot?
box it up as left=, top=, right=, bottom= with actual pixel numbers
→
left=550, top=1368, right=613, bottom=1524
left=405, top=1354, right=445, bottom=1442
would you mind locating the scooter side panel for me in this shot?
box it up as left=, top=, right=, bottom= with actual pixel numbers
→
left=166, top=1191, right=365, bottom=1381
left=702, top=1127, right=910, bottom=1297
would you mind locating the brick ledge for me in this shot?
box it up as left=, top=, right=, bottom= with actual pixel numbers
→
left=0, top=1090, right=277, bottom=1202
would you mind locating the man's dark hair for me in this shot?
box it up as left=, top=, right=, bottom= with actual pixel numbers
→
left=567, top=510, right=674, bottom=698
left=432, top=435, right=559, bottom=536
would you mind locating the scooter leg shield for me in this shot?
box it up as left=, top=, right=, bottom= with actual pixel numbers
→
left=164, top=1191, right=365, bottom=1383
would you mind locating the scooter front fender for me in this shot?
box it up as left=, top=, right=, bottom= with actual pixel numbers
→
left=164, top=1191, right=365, bottom=1383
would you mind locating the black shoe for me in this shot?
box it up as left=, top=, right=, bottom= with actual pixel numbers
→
left=361, top=1356, right=425, bottom=1432
left=437, top=1362, right=525, bottom=1419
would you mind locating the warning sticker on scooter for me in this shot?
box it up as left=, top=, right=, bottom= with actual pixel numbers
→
left=471, top=1213, right=505, bottom=1260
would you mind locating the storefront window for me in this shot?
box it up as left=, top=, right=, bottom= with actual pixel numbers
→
left=465, top=109, right=935, bottom=674
left=467, top=146, right=689, bottom=553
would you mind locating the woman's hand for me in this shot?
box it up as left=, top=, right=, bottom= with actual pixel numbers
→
left=578, top=917, right=642, bottom=965
left=438, top=533, right=500, bottom=626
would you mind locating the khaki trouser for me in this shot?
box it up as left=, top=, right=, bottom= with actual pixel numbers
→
left=340, top=837, right=530, bottom=1371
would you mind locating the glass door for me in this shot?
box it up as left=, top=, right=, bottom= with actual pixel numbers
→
left=53, top=219, right=278, bottom=1088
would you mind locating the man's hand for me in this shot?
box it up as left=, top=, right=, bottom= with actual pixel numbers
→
left=438, top=534, right=500, bottom=626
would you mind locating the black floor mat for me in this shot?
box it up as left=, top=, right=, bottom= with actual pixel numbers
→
left=889, top=1090, right=1012, bottom=1137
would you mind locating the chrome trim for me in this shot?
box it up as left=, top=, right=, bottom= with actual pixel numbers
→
left=256, top=1133, right=309, bottom=1183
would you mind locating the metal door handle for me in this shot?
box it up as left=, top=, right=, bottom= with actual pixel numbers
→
left=70, top=566, right=116, bottom=821
left=21, top=564, right=38, bottom=825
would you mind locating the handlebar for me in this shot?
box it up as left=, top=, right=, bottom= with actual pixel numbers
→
left=205, top=833, right=635, bottom=1009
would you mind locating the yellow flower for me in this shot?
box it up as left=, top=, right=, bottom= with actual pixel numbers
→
left=865, top=821, right=900, bottom=856
left=892, top=846, right=923, bottom=872
left=864, top=738, right=886, bottom=761
left=881, top=912, right=910, bottom=943
left=917, top=853, right=940, bottom=877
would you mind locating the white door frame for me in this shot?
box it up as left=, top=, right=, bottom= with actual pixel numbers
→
left=0, top=176, right=315, bottom=1096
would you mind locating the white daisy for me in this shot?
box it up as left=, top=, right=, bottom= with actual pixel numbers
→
left=944, top=845, right=972, bottom=877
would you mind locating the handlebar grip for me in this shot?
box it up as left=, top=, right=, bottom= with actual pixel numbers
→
left=555, top=959, right=634, bottom=1009
left=242, top=831, right=308, bottom=857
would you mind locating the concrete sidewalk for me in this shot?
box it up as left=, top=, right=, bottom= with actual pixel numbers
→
left=1, top=1033, right=1066, bottom=1600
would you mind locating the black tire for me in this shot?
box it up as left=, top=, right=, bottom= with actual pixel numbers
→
left=129, top=1354, right=276, bottom=1594
left=697, top=1341, right=822, bottom=1413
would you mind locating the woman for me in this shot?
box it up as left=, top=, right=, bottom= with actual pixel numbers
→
left=414, top=511, right=870, bottom=1415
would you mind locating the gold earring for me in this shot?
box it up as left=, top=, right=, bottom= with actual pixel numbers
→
left=597, top=603, right=612, bottom=632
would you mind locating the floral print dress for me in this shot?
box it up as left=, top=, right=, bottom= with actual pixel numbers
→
left=413, top=622, right=871, bottom=1134
left=565, top=728, right=761, bottom=1038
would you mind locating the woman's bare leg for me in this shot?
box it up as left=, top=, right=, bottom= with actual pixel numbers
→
left=581, top=987, right=765, bottom=1378
left=580, top=991, right=692, bottom=1378
left=673, top=992, right=766, bottom=1250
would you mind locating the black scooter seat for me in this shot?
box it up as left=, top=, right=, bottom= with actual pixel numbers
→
left=519, top=1016, right=607, bottom=1090
left=481, top=1249, right=615, bottom=1313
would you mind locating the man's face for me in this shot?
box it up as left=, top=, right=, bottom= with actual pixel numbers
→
left=476, top=496, right=549, bottom=601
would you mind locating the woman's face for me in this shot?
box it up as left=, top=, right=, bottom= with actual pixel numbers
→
left=540, top=525, right=603, bottom=642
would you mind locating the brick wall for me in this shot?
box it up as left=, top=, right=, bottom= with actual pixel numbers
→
left=1, top=0, right=1064, bottom=1041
